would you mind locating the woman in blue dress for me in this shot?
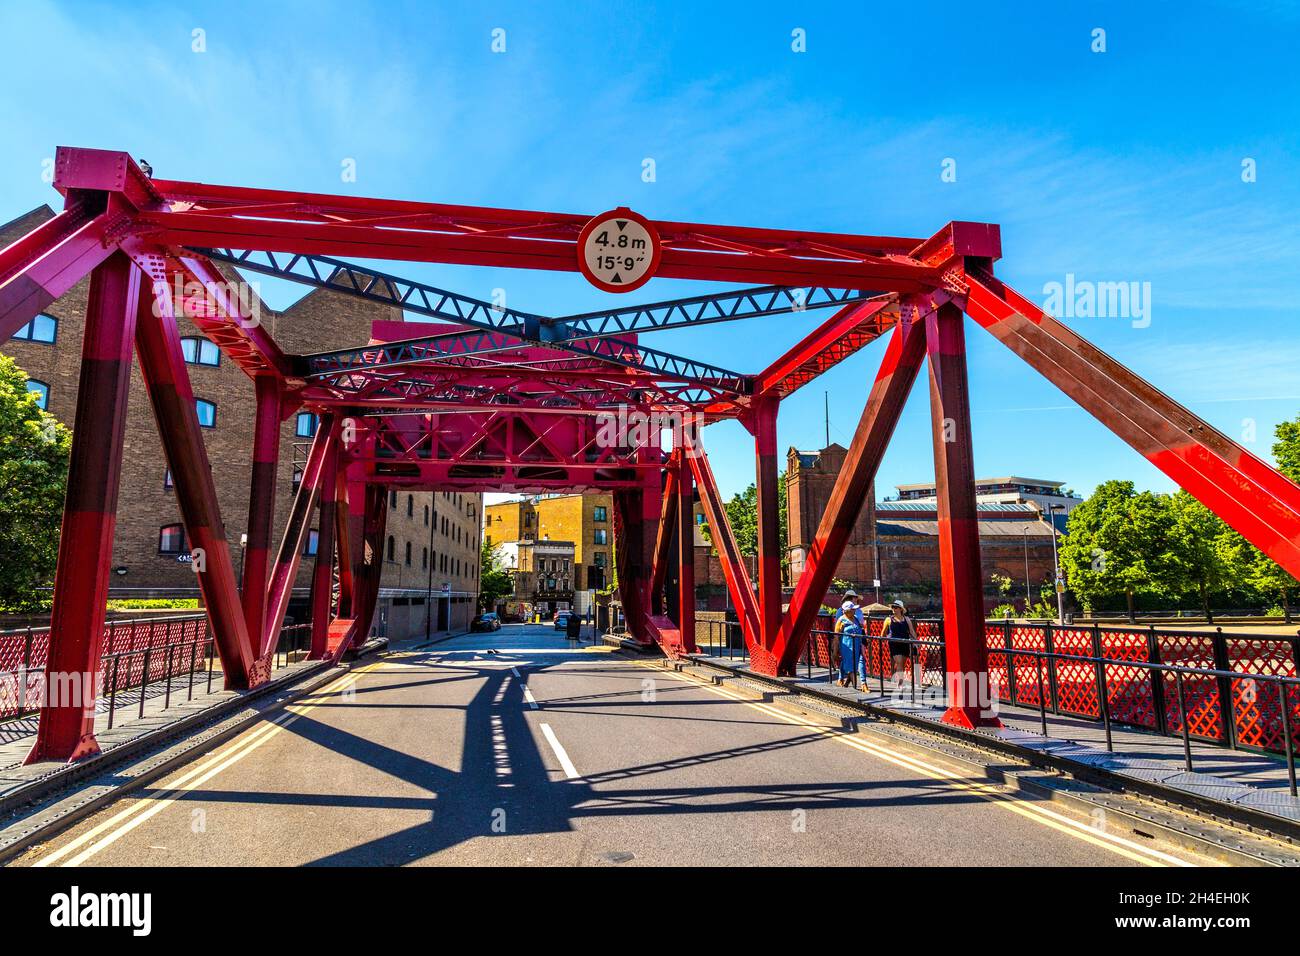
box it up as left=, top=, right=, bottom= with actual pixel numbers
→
left=834, top=601, right=864, bottom=687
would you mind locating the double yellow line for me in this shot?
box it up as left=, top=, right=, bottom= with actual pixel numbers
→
left=642, top=661, right=1199, bottom=867
left=33, top=660, right=385, bottom=868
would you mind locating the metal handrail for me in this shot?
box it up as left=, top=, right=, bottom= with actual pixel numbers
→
left=801, top=624, right=1299, bottom=795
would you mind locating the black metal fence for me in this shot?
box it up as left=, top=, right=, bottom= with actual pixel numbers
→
left=698, top=616, right=1300, bottom=793
left=1, top=616, right=315, bottom=727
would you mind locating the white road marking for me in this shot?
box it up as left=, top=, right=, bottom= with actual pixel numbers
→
left=522, top=685, right=539, bottom=709
left=539, top=722, right=580, bottom=779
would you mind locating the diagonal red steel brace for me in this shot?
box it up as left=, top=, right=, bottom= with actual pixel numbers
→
left=0, top=197, right=121, bottom=338
left=688, top=437, right=761, bottom=650
left=963, top=274, right=1300, bottom=581
left=263, top=412, right=338, bottom=661
left=135, top=280, right=260, bottom=688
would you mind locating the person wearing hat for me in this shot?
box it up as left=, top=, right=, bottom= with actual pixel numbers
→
left=833, top=599, right=864, bottom=687
left=884, top=599, right=919, bottom=689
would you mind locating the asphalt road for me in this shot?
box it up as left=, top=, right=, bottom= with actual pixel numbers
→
left=13, top=624, right=1203, bottom=867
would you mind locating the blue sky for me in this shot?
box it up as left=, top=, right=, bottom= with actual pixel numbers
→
left=2, top=0, right=1298, bottom=502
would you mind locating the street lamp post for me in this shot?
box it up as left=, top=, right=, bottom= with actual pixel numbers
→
left=1047, top=504, right=1066, bottom=623
left=1022, top=527, right=1031, bottom=614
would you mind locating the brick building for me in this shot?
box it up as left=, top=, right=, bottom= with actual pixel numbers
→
left=786, top=444, right=878, bottom=585
left=784, top=444, right=1065, bottom=609
left=498, top=539, right=577, bottom=615
left=1, top=204, right=481, bottom=635
left=484, top=493, right=613, bottom=594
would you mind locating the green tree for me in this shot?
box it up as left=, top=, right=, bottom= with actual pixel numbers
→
left=1165, top=491, right=1231, bottom=622
left=1273, top=414, right=1300, bottom=483
left=1058, top=480, right=1176, bottom=617
left=478, top=540, right=513, bottom=611
left=0, top=355, right=70, bottom=611
left=717, top=472, right=790, bottom=582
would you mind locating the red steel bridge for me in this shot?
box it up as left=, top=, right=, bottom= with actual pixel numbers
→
left=4, top=146, right=1300, bottom=764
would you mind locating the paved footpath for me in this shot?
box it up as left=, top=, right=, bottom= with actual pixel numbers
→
left=10, top=625, right=1210, bottom=867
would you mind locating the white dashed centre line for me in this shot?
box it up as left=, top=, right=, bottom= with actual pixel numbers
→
left=539, top=723, right=580, bottom=779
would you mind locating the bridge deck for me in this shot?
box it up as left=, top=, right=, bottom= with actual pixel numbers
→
left=8, top=624, right=1207, bottom=867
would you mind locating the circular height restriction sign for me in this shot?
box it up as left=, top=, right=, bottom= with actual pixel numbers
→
left=577, top=207, right=662, bottom=293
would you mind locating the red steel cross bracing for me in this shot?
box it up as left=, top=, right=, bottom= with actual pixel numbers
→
left=3, top=146, right=1298, bottom=761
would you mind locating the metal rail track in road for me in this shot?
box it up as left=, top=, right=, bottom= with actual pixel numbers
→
left=654, top=655, right=1300, bottom=868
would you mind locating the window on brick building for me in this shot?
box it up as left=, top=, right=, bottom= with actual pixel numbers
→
left=296, top=412, right=318, bottom=437
left=405, top=541, right=412, bottom=566
left=159, top=524, right=187, bottom=554
left=25, top=379, right=48, bottom=409
left=594, top=552, right=606, bottom=567
left=422, top=547, right=428, bottom=570
left=424, top=505, right=429, bottom=526
left=180, top=336, right=220, bottom=367
left=195, top=398, right=216, bottom=428
left=386, top=535, right=395, bottom=562
left=164, top=469, right=174, bottom=490
left=11, top=312, right=56, bottom=344
left=593, top=505, right=607, bottom=522
left=304, top=529, right=319, bottom=557
left=407, top=495, right=414, bottom=517
left=594, top=529, right=607, bottom=545
left=390, top=490, right=397, bottom=509
left=292, top=465, right=303, bottom=494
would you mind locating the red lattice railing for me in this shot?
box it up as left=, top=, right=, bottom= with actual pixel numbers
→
left=982, top=621, right=1300, bottom=755
left=0, top=615, right=212, bottom=722
left=794, top=618, right=1300, bottom=757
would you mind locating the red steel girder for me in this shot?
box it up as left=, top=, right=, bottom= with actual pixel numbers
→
left=0, top=195, right=120, bottom=339
left=135, top=175, right=939, bottom=290
left=962, top=272, right=1300, bottom=584
left=753, top=298, right=897, bottom=399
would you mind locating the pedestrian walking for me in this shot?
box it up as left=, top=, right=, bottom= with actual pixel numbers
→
left=834, top=600, right=864, bottom=687
left=884, top=599, right=918, bottom=690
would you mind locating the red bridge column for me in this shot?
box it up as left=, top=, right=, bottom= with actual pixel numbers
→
left=26, top=253, right=141, bottom=764
left=926, top=302, right=999, bottom=729
left=242, top=375, right=281, bottom=649
left=309, top=423, right=340, bottom=659
left=752, top=395, right=782, bottom=650
left=352, top=483, right=388, bottom=646
left=676, top=449, right=697, bottom=653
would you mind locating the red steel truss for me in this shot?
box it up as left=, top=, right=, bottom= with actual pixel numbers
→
left=5, top=146, right=1300, bottom=759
